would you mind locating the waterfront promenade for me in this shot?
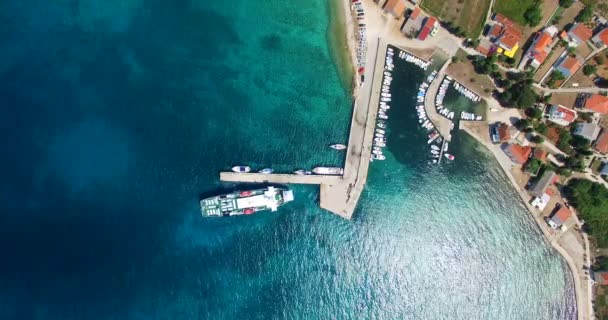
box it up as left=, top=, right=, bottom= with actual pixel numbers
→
left=219, top=38, right=387, bottom=219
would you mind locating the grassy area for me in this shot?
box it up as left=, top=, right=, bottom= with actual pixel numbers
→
left=493, top=0, right=538, bottom=26
left=421, top=0, right=491, bottom=39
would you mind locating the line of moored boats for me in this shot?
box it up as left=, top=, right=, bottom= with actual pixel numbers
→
left=352, top=0, right=366, bottom=72
left=398, top=51, right=431, bottom=70
left=453, top=81, right=481, bottom=103
left=371, top=47, right=396, bottom=161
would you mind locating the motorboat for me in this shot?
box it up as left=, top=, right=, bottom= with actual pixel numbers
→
left=377, top=123, right=386, bottom=129
left=294, top=169, right=312, bottom=175
left=372, top=149, right=383, bottom=155
left=445, top=153, right=455, bottom=161
left=376, top=128, right=385, bottom=134
left=378, top=113, right=388, bottom=120
left=259, top=168, right=274, bottom=174
left=371, top=154, right=385, bottom=160
left=232, top=166, right=251, bottom=173
left=431, top=145, right=440, bottom=151
left=330, top=144, right=347, bottom=150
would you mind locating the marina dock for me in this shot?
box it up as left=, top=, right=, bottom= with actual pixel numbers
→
left=424, top=61, right=452, bottom=142
left=219, top=38, right=387, bottom=219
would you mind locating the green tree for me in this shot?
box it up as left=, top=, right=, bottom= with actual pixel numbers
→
left=560, top=0, right=574, bottom=7
left=583, top=64, right=598, bottom=76
left=516, top=118, right=531, bottom=130
left=527, top=107, right=543, bottom=119
left=535, top=122, right=548, bottom=135
left=571, top=135, right=591, bottom=149
left=524, top=5, right=543, bottom=26
left=516, top=87, right=538, bottom=109
left=576, top=5, right=594, bottom=22
left=564, top=179, right=608, bottom=246
left=531, top=135, right=545, bottom=144
left=526, top=158, right=542, bottom=173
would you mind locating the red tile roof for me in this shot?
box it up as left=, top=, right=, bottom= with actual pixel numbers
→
left=554, top=206, right=572, bottom=222
left=384, top=0, right=407, bottom=17
left=558, top=56, right=582, bottom=75
left=533, top=148, right=548, bottom=161
left=595, top=130, right=608, bottom=153
left=553, top=105, right=578, bottom=123
left=506, top=144, right=532, bottom=164
left=569, top=23, right=593, bottom=42
left=418, top=17, right=437, bottom=41
left=530, top=32, right=553, bottom=64
left=489, top=24, right=503, bottom=38
left=498, top=123, right=511, bottom=142
left=595, top=28, right=608, bottom=46
left=545, top=188, right=555, bottom=196
left=584, top=94, right=608, bottom=114
left=410, top=7, right=421, bottom=20
left=499, top=26, right=522, bottom=49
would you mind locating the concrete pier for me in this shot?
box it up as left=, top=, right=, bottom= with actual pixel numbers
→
left=219, top=38, right=387, bottom=219
left=423, top=61, right=453, bottom=142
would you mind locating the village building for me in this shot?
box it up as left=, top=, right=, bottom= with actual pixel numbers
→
left=417, top=16, right=439, bottom=41
left=573, top=122, right=601, bottom=141
left=383, top=0, right=407, bottom=19
left=578, top=93, right=608, bottom=114
left=530, top=170, right=557, bottom=198
left=547, top=205, right=572, bottom=229
left=533, top=148, right=548, bottom=161
left=503, top=143, right=532, bottom=164
left=561, top=23, right=593, bottom=47
left=525, top=26, right=558, bottom=68
left=600, top=162, right=608, bottom=176
left=531, top=188, right=554, bottom=211
left=491, top=122, right=511, bottom=144
left=555, top=55, right=582, bottom=78
left=401, top=7, right=425, bottom=36
left=488, top=14, right=522, bottom=58
left=546, top=104, right=578, bottom=126
left=592, top=27, right=608, bottom=48
left=594, top=129, right=608, bottom=154
left=593, top=271, right=608, bottom=285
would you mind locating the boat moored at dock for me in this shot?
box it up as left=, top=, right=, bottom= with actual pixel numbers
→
left=232, top=166, right=251, bottom=173
left=200, top=186, right=294, bottom=217
left=330, top=144, right=347, bottom=150
left=312, top=167, right=344, bottom=175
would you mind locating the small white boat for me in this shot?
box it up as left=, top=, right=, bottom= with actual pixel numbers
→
left=372, top=150, right=383, bottom=155
left=378, top=114, right=388, bottom=120
left=429, top=159, right=438, bottom=164
left=294, top=169, right=312, bottom=175
left=444, top=153, right=455, bottom=161
left=232, top=166, right=251, bottom=173
left=376, top=128, right=385, bottom=134
left=375, top=133, right=384, bottom=139
left=312, top=167, right=344, bottom=175
left=431, top=145, right=440, bottom=151
left=374, top=141, right=386, bottom=147
left=431, top=150, right=439, bottom=155
left=377, top=123, right=386, bottom=129
left=374, top=137, right=385, bottom=143
left=371, top=154, right=385, bottom=160
left=259, top=168, right=273, bottom=174
left=330, top=144, right=347, bottom=150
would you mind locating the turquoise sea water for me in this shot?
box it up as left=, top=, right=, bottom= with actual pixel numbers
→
left=0, top=0, right=575, bottom=319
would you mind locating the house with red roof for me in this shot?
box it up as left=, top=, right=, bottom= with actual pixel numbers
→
left=383, top=0, right=407, bottom=19
left=525, top=26, right=558, bottom=68
left=488, top=14, right=522, bottom=58
left=546, top=104, right=578, bottom=126
left=503, top=143, right=532, bottom=164
left=593, top=271, right=608, bottom=285
left=562, top=23, right=593, bottom=47
left=555, top=55, right=582, bottom=78
left=594, top=129, right=608, bottom=154
left=401, top=7, right=426, bottom=36
left=579, top=93, right=608, bottom=114
left=547, top=205, right=572, bottom=229
left=592, top=27, right=608, bottom=47
left=533, top=148, right=548, bottom=161
left=417, top=16, right=438, bottom=41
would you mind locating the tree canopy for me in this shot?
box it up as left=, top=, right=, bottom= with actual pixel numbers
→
left=577, top=5, right=594, bottom=22
left=524, top=5, right=543, bottom=26
left=564, top=179, right=608, bottom=246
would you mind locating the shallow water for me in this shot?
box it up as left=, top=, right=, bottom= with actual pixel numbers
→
left=0, top=0, right=574, bottom=319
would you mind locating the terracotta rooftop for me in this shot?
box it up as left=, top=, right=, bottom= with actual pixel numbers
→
left=505, top=144, right=532, bottom=164
left=530, top=32, right=553, bottom=64
left=569, top=23, right=592, bottom=42
left=551, top=105, right=578, bottom=123
left=533, top=148, right=548, bottom=161
left=595, top=28, right=608, bottom=46
left=584, top=94, right=608, bottom=114
left=558, top=56, right=582, bottom=75
left=553, top=206, right=572, bottom=223
left=499, top=26, right=522, bottom=49
left=410, top=7, right=421, bottom=20
left=498, top=123, right=511, bottom=142
left=418, top=17, right=437, bottom=41
left=384, top=0, right=407, bottom=17
left=595, top=130, right=608, bottom=153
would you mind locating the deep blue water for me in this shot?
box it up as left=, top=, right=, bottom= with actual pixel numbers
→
left=0, top=1, right=575, bottom=319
